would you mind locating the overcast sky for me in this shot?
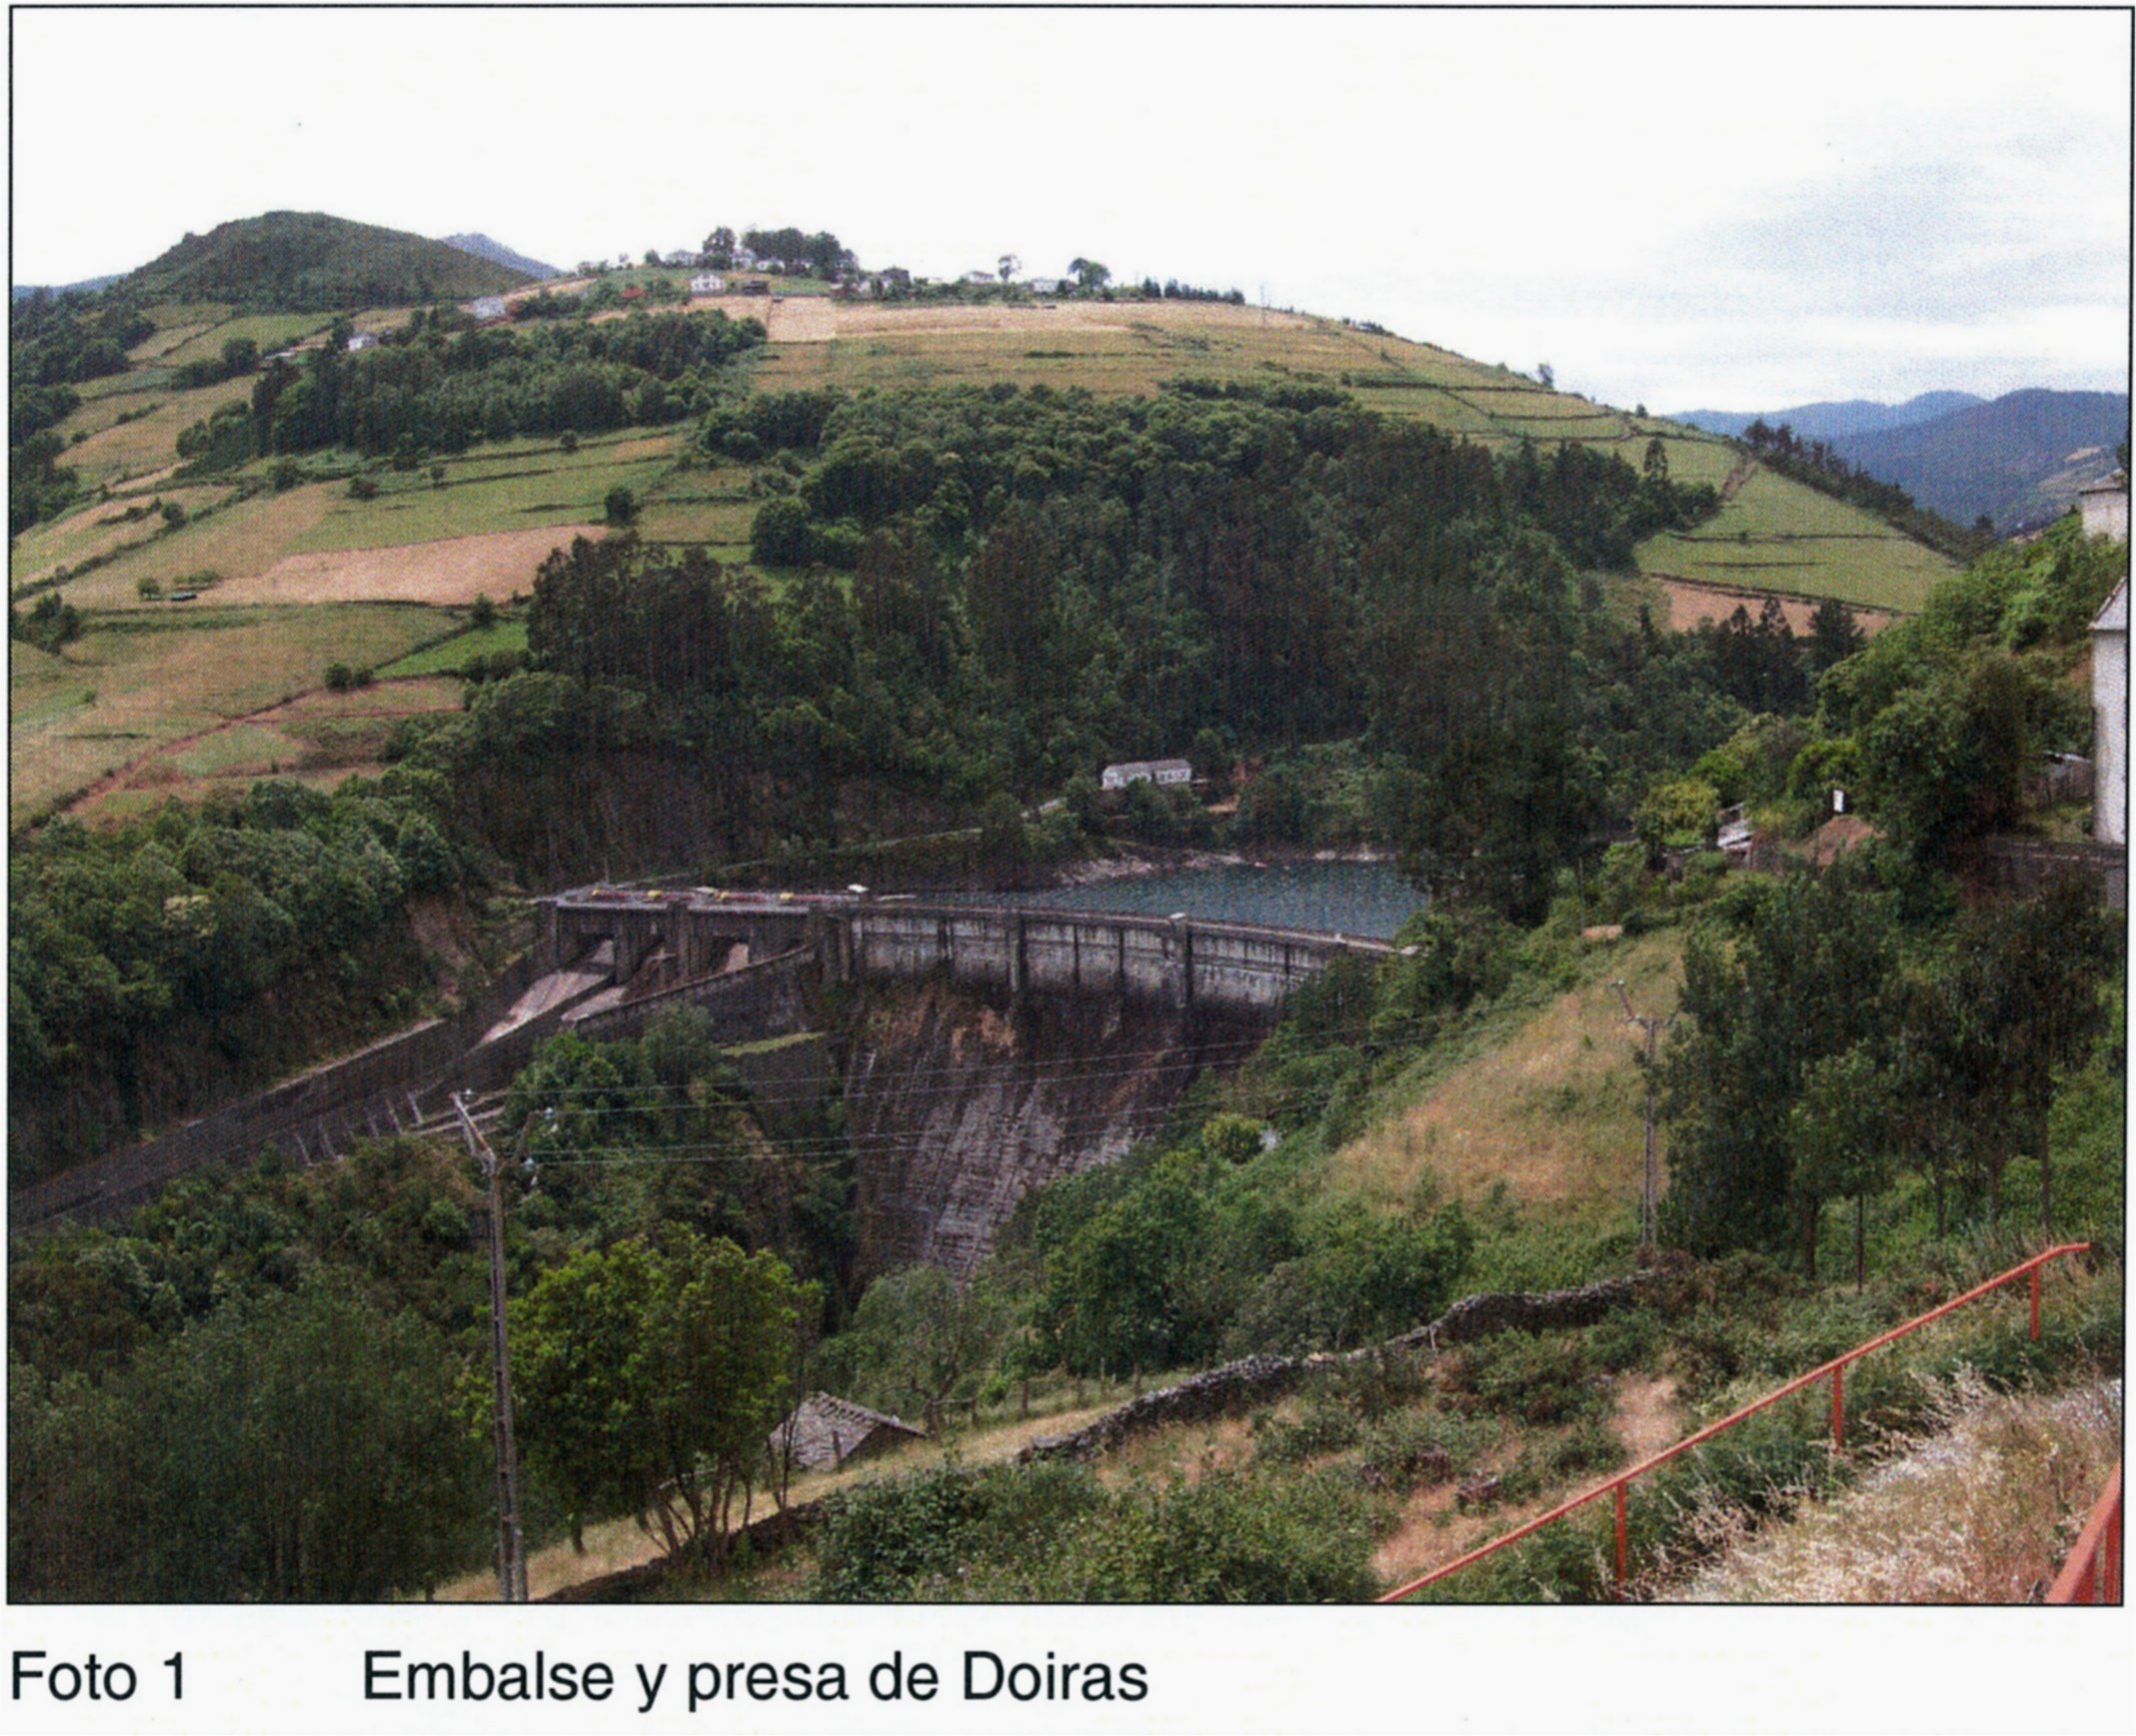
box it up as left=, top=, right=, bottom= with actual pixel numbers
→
left=12, top=7, right=2130, bottom=411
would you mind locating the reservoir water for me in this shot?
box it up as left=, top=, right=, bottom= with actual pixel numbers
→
left=970, top=858, right=1423, bottom=940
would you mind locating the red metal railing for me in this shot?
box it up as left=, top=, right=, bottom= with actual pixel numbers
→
left=1379, top=1241, right=2094, bottom=1602
left=2046, top=1463, right=2122, bottom=1605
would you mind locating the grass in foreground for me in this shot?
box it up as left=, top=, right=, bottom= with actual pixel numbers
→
left=1666, top=1373, right=2121, bottom=1602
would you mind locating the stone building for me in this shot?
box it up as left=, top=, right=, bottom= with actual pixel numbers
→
left=768, top=1393, right=926, bottom=1472
left=2079, top=474, right=2130, bottom=542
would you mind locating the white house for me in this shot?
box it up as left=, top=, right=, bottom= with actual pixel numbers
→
left=2080, top=474, right=2130, bottom=542
left=2093, top=578, right=2128, bottom=848
left=666, top=249, right=702, bottom=268
left=1024, top=276, right=1063, bottom=295
left=1100, top=758, right=1193, bottom=791
left=345, top=331, right=380, bottom=353
left=690, top=273, right=726, bottom=296
left=964, top=268, right=997, bottom=286
left=758, top=257, right=788, bottom=275
left=468, top=296, right=509, bottom=321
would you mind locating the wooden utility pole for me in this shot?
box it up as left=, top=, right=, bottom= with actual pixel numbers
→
left=1612, top=982, right=1677, bottom=1249
left=456, top=1092, right=529, bottom=1603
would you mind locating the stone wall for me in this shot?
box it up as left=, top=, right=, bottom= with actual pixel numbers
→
left=1022, top=1273, right=1655, bottom=1463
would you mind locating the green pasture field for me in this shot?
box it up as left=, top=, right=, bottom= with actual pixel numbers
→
left=9, top=484, right=235, bottom=592
left=140, top=301, right=234, bottom=330
left=128, top=322, right=221, bottom=364
left=74, top=370, right=172, bottom=403
left=1637, top=466, right=1952, bottom=613
left=291, top=446, right=677, bottom=553
left=55, top=376, right=255, bottom=488
left=53, top=484, right=342, bottom=610
left=377, top=618, right=529, bottom=676
left=8, top=604, right=443, bottom=824
left=160, top=312, right=336, bottom=366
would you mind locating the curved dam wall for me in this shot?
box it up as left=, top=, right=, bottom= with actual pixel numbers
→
left=843, top=976, right=1266, bottom=1280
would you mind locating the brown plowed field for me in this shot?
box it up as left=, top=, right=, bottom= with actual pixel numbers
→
left=1655, top=576, right=1896, bottom=636
left=672, top=293, right=1314, bottom=344
left=213, top=524, right=606, bottom=606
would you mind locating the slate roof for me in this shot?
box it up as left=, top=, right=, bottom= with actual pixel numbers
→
left=769, top=1392, right=926, bottom=1471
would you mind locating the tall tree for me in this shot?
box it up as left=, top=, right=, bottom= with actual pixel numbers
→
left=513, top=1231, right=810, bottom=1561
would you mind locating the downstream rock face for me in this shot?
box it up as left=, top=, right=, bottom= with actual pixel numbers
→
left=844, top=977, right=1264, bottom=1279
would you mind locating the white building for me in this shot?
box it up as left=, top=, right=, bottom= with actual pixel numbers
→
left=1100, top=758, right=1193, bottom=791
left=345, top=331, right=380, bottom=352
left=964, top=268, right=998, bottom=286
left=666, top=250, right=702, bottom=268
left=468, top=296, right=509, bottom=321
left=1025, top=276, right=1063, bottom=295
left=2079, top=474, right=2130, bottom=541
left=2093, top=578, right=2128, bottom=847
left=690, top=273, right=726, bottom=296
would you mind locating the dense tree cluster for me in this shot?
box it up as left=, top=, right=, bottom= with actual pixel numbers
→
left=384, top=384, right=1770, bottom=912
left=7, top=290, right=155, bottom=529
left=175, top=307, right=764, bottom=470
left=1660, top=857, right=2111, bottom=1270
left=8, top=773, right=471, bottom=1175
left=1810, top=517, right=2116, bottom=861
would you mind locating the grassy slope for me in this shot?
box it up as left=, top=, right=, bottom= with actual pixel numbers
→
left=8, top=605, right=447, bottom=823
left=1321, top=928, right=1680, bottom=1234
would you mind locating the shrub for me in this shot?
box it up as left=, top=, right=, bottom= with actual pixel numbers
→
left=1446, top=1330, right=1608, bottom=1428
left=347, top=476, right=379, bottom=502
left=1253, top=1399, right=1361, bottom=1465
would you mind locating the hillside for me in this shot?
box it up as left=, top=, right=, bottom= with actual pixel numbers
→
left=117, top=211, right=530, bottom=311
left=1828, top=389, right=2130, bottom=533
left=441, top=231, right=560, bottom=280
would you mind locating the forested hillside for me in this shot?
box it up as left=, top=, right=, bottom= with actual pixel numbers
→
left=118, top=211, right=531, bottom=311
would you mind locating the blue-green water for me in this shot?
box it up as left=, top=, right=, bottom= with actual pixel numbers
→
left=969, top=859, right=1423, bottom=939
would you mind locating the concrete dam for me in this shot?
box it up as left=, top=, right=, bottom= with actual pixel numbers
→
left=16, top=886, right=1391, bottom=1267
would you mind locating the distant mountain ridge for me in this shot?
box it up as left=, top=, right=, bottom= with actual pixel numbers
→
left=1670, top=393, right=1983, bottom=443
left=1833, top=390, right=2129, bottom=533
left=11, top=274, right=124, bottom=302
left=116, top=211, right=530, bottom=312
left=1670, top=387, right=2129, bottom=533
left=440, top=232, right=560, bottom=281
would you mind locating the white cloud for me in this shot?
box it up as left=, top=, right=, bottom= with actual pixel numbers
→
left=12, top=8, right=2128, bottom=408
